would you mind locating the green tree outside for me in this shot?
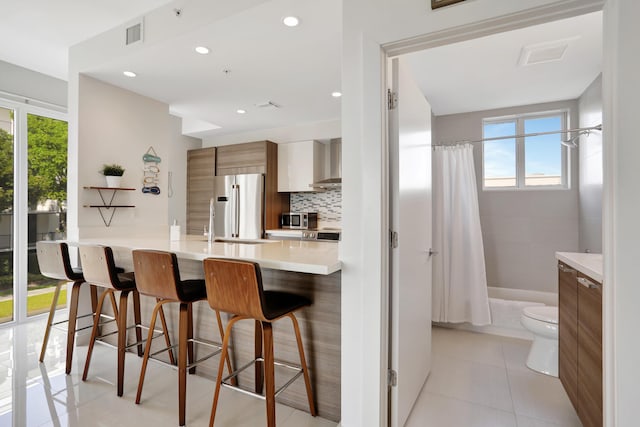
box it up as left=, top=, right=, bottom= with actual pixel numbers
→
left=0, top=128, right=13, bottom=212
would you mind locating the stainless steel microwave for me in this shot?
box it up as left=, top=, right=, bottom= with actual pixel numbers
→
left=280, top=212, right=318, bottom=229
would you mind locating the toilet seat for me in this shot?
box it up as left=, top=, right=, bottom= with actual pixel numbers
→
left=522, top=306, right=558, bottom=324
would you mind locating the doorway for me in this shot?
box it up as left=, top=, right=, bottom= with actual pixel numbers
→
left=384, top=8, right=603, bottom=426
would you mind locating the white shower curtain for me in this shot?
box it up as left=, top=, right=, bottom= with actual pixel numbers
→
left=432, top=143, right=491, bottom=326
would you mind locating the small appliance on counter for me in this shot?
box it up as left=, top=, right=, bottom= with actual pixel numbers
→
left=280, top=212, right=318, bottom=229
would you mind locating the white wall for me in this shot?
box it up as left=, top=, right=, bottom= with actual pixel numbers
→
left=602, top=1, right=640, bottom=425
left=202, top=119, right=340, bottom=147
left=433, top=100, right=580, bottom=293
left=342, top=0, right=603, bottom=425
left=168, top=115, right=202, bottom=229
left=578, top=74, right=603, bottom=253
left=75, top=75, right=171, bottom=237
left=0, top=60, right=67, bottom=108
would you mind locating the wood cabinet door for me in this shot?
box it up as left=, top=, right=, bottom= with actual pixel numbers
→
left=216, top=141, right=267, bottom=176
left=558, top=262, right=579, bottom=410
left=577, top=273, right=603, bottom=427
left=187, top=147, right=216, bottom=235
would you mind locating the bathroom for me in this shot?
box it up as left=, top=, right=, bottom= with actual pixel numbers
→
left=399, top=10, right=603, bottom=426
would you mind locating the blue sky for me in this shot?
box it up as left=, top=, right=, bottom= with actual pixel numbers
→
left=484, top=116, right=562, bottom=179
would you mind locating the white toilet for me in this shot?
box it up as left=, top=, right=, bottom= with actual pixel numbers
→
left=520, top=306, right=559, bottom=377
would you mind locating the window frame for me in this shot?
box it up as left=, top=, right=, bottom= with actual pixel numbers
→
left=481, top=110, right=570, bottom=191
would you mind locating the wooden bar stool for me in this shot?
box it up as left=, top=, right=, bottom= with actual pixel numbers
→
left=36, top=241, right=98, bottom=374
left=132, top=250, right=233, bottom=427
left=202, top=258, right=317, bottom=427
left=79, top=244, right=173, bottom=397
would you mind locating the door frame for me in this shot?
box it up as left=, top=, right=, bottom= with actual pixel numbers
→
left=0, top=96, right=67, bottom=326
left=377, top=3, right=607, bottom=425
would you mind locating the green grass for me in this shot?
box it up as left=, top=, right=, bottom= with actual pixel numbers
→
left=0, top=287, right=67, bottom=320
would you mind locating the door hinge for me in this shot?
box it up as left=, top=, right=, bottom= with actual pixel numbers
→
left=390, top=230, right=398, bottom=248
left=388, top=369, right=398, bottom=387
left=387, top=89, right=397, bottom=110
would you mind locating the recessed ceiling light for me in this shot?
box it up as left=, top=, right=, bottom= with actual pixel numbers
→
left=195, top=46, right=210, bottom=55
left=236, top=109, right=246, bottom=114
left=331, top=91, right=342, bottom=98
left=282, top=16, right=300, bottom=27
left=123, top=71, right=137, bottom=77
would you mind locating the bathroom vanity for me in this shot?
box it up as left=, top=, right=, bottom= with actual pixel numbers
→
left=556, top=252, right=602, bottom=427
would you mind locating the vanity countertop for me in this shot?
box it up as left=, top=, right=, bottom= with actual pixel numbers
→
left=556, top=252, right=603, bottom=283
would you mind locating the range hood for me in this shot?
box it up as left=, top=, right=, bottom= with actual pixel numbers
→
left=310, top=139, right=342, bottom=189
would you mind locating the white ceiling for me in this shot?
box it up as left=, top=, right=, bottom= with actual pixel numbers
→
left=0, top=1, right=602, bottom=136
left=405, top=11, right=602, bottom=116
left=0, top=0, right=174, bottom=80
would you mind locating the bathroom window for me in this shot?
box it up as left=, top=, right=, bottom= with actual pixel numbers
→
left=482, top=111, right=569, bottom=190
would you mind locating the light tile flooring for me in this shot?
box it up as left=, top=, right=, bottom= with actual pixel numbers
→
left=1, top=319, right=581, bottom=427
left=0, top=318, right=337, bottom=427
left=405, top=327, right=582, bottom=427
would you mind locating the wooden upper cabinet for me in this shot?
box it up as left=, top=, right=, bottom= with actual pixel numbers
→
left=216, top=141, right=268, bottom=176
left=186, top=147, right=216, bottom=235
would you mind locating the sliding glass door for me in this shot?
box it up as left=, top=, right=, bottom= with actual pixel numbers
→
left=0, top=100, right=67, bottom=325
left=26, top=113, right=68, bottom=318
left=0, top=106, right=15, bottom=324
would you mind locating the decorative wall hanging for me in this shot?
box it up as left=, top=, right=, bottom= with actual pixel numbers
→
left=142, top=146, right=161, bottom=195
left=431, top=0, right=465, bottom=9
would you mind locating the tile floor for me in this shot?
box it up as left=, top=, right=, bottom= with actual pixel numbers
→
left=1, top=318, right=581, bottom=427
left=405, top=327, right=582, bottom=427
left=0, top=318, right=337, bottom=427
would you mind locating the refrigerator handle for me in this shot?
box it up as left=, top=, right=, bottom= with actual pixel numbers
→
left=234, top=184, right=240, bottom=237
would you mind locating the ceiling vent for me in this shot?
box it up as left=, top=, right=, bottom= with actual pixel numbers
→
left=518, top=37, right=578, bottom=66
left=255, top=101, right=281, bottom=109
left=125, top=20, right=144, bottom=46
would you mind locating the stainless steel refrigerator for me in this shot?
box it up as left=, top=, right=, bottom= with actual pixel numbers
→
left=212, top=173, right=265, bottom=239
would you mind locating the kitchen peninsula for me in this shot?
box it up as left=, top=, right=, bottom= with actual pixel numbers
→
left=72, top=235, right=342, bottom=421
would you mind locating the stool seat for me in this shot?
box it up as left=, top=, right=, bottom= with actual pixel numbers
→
left=262, top=291, right=311, bottom=320
left=178, top=279, right=208, bottom=302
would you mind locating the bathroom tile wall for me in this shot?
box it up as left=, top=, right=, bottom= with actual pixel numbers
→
left=290, top=188, right=342, bottom=227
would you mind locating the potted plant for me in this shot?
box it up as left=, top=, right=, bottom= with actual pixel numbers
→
left=101, top=164, right=125, bottom=188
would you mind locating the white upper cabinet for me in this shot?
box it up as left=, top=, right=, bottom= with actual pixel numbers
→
left=278, top=140, right=324, bottom=192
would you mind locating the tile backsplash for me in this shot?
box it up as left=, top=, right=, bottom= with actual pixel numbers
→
left=290, top=188, right=342, bottom=227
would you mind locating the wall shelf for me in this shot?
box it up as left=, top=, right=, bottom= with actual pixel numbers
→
left=83, top=186, right=136, bottom=227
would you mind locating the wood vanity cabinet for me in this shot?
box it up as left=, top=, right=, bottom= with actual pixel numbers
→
left=186, top=147, right=215, bottom=235
left=558, top=261, right=602, bottom=427
left=215, top=140, right=288, bottom=230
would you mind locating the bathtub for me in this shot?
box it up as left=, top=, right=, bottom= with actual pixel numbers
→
left=433, top=286, right=558, bottom=340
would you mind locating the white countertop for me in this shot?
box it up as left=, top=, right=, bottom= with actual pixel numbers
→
left=556, top=252, right=603, bottom=283
left=265, top=229, right=304, bottom=236
left=72, top=235, right=341, bottom=275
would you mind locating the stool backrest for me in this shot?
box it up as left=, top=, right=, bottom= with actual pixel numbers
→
left=132, top=250, right=181, bottom=301
left=203, top=258, right=267, bottom=321
left=79, top=245, right=125, bottom=290
left=36, top=241, right=79, bottom=281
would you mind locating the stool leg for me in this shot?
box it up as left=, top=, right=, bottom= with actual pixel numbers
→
left=263, top=322, right=276, bottom=427
left=215, top=310, right=235, bottom=386
left=254, top=320, right=263, bottom=394
left=90, top=284, right=98, bottom=314
left=83, top=289, right=110, bottom=381
left=157, top=298, right=176, bottom=365
left=187, top=302, right=196, bottom=375
left=132, top=290, right=144, bottom=357
left=117, top=290, right=130, bottom=397
left=289, top=313, right=317, bottom=416
left=209, top=316, right=242, bottom=427
left=179, top=303, right=189, bottom=426
left=66, top=281, right=83, bottom=374
left=40, top=282, right=63, bottom=363
left=136, top=300, right=166, bottom=404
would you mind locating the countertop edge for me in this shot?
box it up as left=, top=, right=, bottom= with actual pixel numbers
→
left=555, top=252, right=603, bottom=283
